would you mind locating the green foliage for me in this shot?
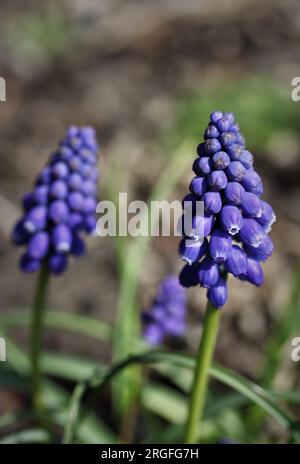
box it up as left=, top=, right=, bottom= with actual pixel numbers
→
left=172, top=76, right=300, bottom=153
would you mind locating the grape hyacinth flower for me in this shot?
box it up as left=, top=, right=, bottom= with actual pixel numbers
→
left=142, top=276, right=186, bottom=346
left=12, top=126, right=99, bottom=275
left=181, top=111, right=276, bottom=444
left=11, top=126, right=99, bottom=413
left=179, top=110, right=276, bottom=309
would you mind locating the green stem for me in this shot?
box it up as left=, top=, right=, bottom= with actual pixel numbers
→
left=30, top=264, right=50, bottom=412
left=184, top=301, right=221, bottom=443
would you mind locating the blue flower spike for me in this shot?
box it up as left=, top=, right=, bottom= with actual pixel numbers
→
left=179, top=111, right=276, bottom=308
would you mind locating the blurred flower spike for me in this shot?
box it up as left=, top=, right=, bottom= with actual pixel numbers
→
left=12, top=126, right=99, bottom=275
left=142, top=276, right=187, bottom=345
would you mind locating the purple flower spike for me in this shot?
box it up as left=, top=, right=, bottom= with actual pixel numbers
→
left=12, top=126, right=99, bottom=275
left=198, top=257, right=219, bottom=288
left=178, top=110, right=275, bottom=308
left=207, top=277, right=228, bottom=308
left=225, top=245, right=247, bottom=276
left=220, top=205, right=243, bottom=236
left=209, top=229, right=232, bottom=263
left=238, top=218, right=265, bottom=247
left=142, top=276, right=186, bottom=345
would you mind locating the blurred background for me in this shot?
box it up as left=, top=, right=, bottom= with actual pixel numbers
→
left=0, top=0, right=300, bottom=443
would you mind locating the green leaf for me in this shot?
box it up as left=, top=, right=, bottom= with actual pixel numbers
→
left=0, top=329, right=116, bottom=444
left=41, top=352, right=102, bottom=382
left=0, top=428, right=51, bottom=444
left=0, top=309, right=111, bottom=342
left=141, top=383, right=187, bottom=424
left=65, top=350, right=300, bottom=443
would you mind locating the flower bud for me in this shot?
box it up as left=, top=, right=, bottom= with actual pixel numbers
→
left=23, top=206, right=47, bottom=233
left=179, top=238, right=208, bottom=264
left=240, top=150, right=253, bottom=169
left=209, top=229, right=232, bottom=262
left=240, top=258, right=264, bottom=286
left=224, top=182, right=245, bottom=205
left=198, top=257, right=219, bottom=288
left=189, top=176, right=207, bottom=196
left=240, top=192, right=263, bottom=218
left=208, top=170, right=228, bottom=191
left=204, top=123, right=220, bottom=139
left=212, top=151, right=230, bottom=170
left=216, top=117, right=231, bottom=132
left=238, top=218, right=265, bottom=247
left=210, top=110, right=223, bottom=123
left=256, top=201, right=276, bottom=233
left=193, top=157, right=212, bottom=176
left=220, top=205, right=243, bottom=235
left=49, top=200, right=69, bottom=223
left=52, top=224, right=73, bottom=253
left=226, top=161, right=246, bottom=182
left=225, top=245, right=247, bottom=276
left=50, top=180, right=68, bottom=199
left=20, top=253, right=41, bottom=273
left=227, top=143, right=243, bottom=161
left=207, top=277, right=228, bottom=308
left=244, top=235, right=274, bottom=261
left=27, top=232, right=49, bottom=259
left=203, top=191, right=222, bottom=214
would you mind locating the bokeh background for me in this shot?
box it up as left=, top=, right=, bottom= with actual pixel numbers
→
left=0, top=0, right=300, bottom=443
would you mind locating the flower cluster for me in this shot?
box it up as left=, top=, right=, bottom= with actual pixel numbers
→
left=142, top=276, right=186, bottom=345
left=12, top=126, right=99, bottom=275
left=179, top=111, right=276, bottom=308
